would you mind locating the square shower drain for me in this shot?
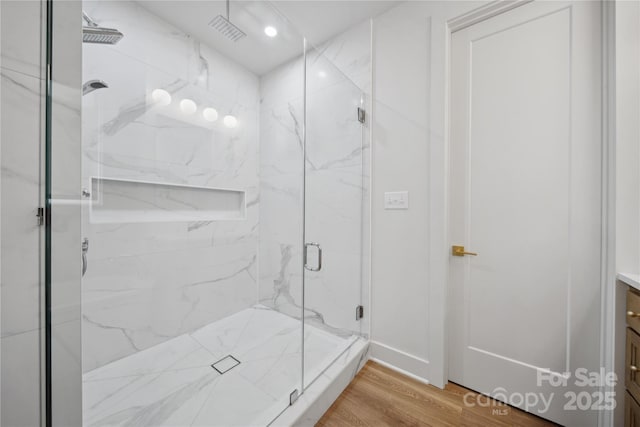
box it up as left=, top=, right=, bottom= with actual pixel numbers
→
left=211, top=355, right=240, bottom=374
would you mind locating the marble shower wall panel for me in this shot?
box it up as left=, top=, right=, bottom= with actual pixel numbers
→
left=0, top=1, right=46, bottom=424
left=0, top=51, right=44, bottom=427
left=81, top=1, right=260, bottom=372
left=307, top=20, right=372, bottom=94
left=258, top=57, right=305, bottom=319
left=0, top=0, right=43, bottom=79
left=0, top=69, right=42, bottom=340
left=258, top=22, right=371, bottom=336
left=315, top=21, right=372, bottom=338
left=305, top=51, right=365, bottom=336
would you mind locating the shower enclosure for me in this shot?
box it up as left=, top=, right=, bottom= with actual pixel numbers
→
left=46, top=0, right=369, bottom=425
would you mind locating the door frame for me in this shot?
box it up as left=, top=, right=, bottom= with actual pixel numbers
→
left=438, top=1, right=616, bottom=425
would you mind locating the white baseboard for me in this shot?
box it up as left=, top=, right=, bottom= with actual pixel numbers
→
left=369, top=341, right=432, bottom=386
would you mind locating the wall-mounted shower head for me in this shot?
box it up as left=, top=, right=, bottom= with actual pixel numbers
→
left=209, top=0, right=246, bottom=42
left=83, top=12, right=124, bottom=45
left=83, top=80, right=109, bottom=96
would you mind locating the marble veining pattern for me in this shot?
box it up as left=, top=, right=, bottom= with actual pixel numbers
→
left=272, top=339, right=370, bottom=427
left=1, top=0, right=373, bottom=424
left=81, top=0, right=260, bottom=372
left=83, top=306, right=355, bottom=427
left=79, top=0, right=371, bottom=420
left=258, top=20, right=371, bottom=342
left=1, top=46, right=45, bottom=426
left=0, top=68, right=42, bottom=339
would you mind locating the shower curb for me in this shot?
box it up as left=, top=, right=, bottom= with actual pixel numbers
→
left=270, top=339, right=370, bottom=427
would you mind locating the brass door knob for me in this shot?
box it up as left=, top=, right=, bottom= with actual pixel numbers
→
left=631, top=365, right=638, bottom=372
left=628, top=311, right=640, bottom=318
left=452, top=245, right=478, bottom=257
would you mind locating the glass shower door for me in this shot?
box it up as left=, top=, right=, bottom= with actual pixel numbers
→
left=303, top=46, right=365, bottom=388
left=47, top=1, right=306, bottom=425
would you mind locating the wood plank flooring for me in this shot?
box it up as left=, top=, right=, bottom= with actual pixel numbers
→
left=317, top=361, right=558, bottom=427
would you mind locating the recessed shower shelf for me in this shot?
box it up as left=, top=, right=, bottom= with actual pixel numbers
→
left=89, top=177, right=246, bottom=224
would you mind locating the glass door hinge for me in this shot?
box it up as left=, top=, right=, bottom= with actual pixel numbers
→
left=36, top=207, right=44, bottom=226
left=289, top=389, right=299, bottom=406
left=357, top=107, right=366, bottom=124
left=356, top=305, right=364, bottom=320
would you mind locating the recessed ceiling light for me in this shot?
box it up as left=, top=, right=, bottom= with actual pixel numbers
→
left=318, top=70, right=327, bottom=78
left=264, top=26, right=278, bottom=37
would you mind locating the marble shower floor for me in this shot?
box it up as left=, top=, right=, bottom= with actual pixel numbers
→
left=82, top=306, right=356, bottom=427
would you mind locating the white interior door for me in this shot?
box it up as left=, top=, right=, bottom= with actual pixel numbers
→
left=448, top=2, right=602, bottom=425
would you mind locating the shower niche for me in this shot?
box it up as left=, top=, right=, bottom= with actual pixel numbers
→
left=89, top=177, right=246, bottom=224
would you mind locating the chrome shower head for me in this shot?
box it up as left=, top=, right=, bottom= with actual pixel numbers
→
left=83, top=12, right=124, bottom=45
left=83, top=80, right=109, bottom=96
left=209, top=0, right=246, bottom=42
left=83, top=26, right=124, bottom=44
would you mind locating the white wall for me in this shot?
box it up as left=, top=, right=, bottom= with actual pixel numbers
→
left=614, top=2, right=640, bottom=425
left=370, top=0, right=633, bottom=401
left=616, top=0, right=640, bottom=275
left=370, top=0, right=489, bottom=387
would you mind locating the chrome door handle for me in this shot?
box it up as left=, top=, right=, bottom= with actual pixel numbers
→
left=304, top=242, right=322, bottom=271
left=82, top=238, right=89, bottom=277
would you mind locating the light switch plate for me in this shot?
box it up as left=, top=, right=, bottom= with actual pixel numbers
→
left=384, top=191, right=409, bottom=209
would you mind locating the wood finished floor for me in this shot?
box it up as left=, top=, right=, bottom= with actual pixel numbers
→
left=317, top=361, right=558, bottom=427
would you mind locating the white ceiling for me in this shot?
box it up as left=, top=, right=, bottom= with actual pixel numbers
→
left=138, top=0, right=399, bottom=75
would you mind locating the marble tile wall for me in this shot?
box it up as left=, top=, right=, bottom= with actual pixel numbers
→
left=0, top=67, right=44, bottom=427
left=257, top=55, right=305, bottom=325
left=81, top=1, right=261, bottom=372
left=258, top=21, right=371, bottom=338
left=317, top=23, right=372, bottom=339
left=0, top=8, right=372, bottom=424
left=1, top=1, right=86, bottom=423
left=0, top=1, right=44, bottom=425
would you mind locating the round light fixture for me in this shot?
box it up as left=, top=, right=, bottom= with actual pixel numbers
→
left=223, top=115, right=238, bottom=128
left=318, top=70, right=327, bottom=78
left=151, top=88, right=172, bottom=106
left=264, top=26, right=278, bottom=37
left=180, top=99, right=197, bottom=115
left=203, top=107, right=219, bottom=122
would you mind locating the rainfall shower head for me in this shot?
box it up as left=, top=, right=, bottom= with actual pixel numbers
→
left=209, top=0, right=246, bottom=42
left=83, top=12, right=124, bottom=45
left=83, top=80, right=109, bottom=96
